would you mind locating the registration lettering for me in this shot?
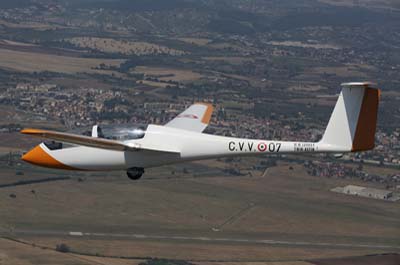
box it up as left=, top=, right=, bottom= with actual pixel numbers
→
left=294, top=142, right=315, bottom=152
left=228, top=141, right=281, bottom=153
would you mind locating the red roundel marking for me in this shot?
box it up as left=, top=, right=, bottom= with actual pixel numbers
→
left=177, top=114, right=199, bottom=119
left=257, top=142, right=267, bottom=152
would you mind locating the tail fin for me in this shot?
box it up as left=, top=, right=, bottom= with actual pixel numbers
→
left=320, top=82, right=380, bottom=152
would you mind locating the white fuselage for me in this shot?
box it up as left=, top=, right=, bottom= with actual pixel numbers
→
left=43, top=124, right=344, bottom=171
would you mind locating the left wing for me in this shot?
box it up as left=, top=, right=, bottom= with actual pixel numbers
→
left=165, top=103, right=213, bottom=133
left=21, top=128, right=135, bottom=151
left=20, top=128, right=179, bottom=154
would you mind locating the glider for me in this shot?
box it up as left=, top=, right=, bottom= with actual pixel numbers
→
left=21, top=82, right=380, bottom=180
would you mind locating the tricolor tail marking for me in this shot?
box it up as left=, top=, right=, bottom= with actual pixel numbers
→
left=352, top=87, right=380, bottom=152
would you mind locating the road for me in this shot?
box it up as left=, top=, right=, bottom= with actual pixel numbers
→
left=4, top=228, right=400, bottom=250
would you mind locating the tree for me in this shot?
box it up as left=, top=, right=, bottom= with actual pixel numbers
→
left=56, top=243, right=70, bottom=253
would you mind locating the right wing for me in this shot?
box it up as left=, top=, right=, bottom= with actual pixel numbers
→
left=165, top=103, right=214, bottom=133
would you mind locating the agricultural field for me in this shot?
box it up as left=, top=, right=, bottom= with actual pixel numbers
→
left=317, top=0, right=400, bottom=9
left=177, top=37, right=212, bottom=46
left=0, top=238, right=142, bottom=265
left=132, top=66, right=204, bottom=83
left=267, top=41, right=341, bottom=50
left=0, top=161, right=398, bottom=263
left=66, top=37, right=186, bottom=56
left=0, top=47, right=124, bottom=74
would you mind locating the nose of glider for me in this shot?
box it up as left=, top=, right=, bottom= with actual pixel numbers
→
left=22, top=144, right=50, bottom=166
left=22, top=144, right=72, bottom=170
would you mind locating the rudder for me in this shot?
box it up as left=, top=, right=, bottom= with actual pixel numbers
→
left=351, top=87, right=380, bottom=151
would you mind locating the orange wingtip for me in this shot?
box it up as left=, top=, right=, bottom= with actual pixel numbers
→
left=20, top=128, right=48, bottom=134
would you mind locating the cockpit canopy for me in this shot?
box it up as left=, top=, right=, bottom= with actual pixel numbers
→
left=78, top=124, right=147, bottom=141
left=44, top=124, right=147, bottom=150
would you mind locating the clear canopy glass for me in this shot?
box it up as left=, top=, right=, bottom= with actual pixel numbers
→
left=44, top=124, right=148, bottom=150
left=99, top=124, right=147, bottom=140
left=78, top=124, right=147, bottom=141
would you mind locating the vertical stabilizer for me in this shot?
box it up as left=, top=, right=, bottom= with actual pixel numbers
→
left=320, top=82, right=380, bottom=152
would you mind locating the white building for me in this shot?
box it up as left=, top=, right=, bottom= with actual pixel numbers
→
left=332, top=185, right=397, bottom=201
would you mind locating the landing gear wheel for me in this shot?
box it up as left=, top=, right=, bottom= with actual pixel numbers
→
left=127, top=167, right=144, bottom=180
